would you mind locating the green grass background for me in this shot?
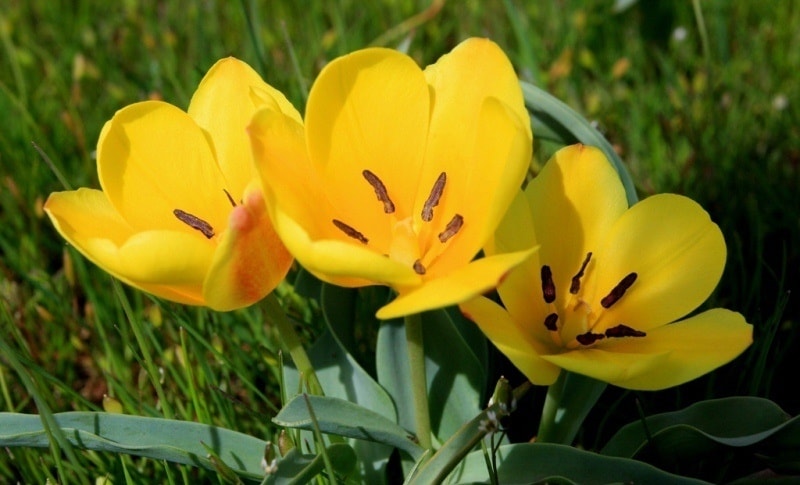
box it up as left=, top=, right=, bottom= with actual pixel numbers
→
left=1, top=0, right=798, bottom=482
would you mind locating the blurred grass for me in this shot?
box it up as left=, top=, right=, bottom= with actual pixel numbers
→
left=1, top=0, right=798, bottom=482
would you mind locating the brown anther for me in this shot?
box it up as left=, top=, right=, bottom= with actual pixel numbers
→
left=223, top=189, right=237, bottom=207
left=576, top=332, right=605, bottom=346
left=544, top=312, right=559, bottom=331
left=438, top=214, right=464, bottom=242
left=413, top=259, right=426, bottom=275
left=605, top=324, right=646, bottom=338
left=570, top=252, right=593, bottom=294
left=422, top=172, right=446, bottom=222
left=540, top=265, right=556, bottom=303
left=600, top=272, right=638, bottom=308
left=332, top=219, right=369, bottom=244
left=362, top=170, right=395, bottom=214
left=173, top=209, right=214, bottom=238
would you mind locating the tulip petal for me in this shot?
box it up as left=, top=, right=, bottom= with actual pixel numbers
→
left=188, top=57, right=301, bottom=198
left=98, top=101, right=230, bottom=234
left=305, top=47, right=430, bottom=250
left=460, top=296, right=561, bottom=385
left=555, top=309, right=752, bottom=390
left=44, top=188, right=208, bottom=305
left=422, top=96, right=532, bottom=275
left=540, top=348, right=670, bottom=389
left=203, top=184, right=293, bottom=311
left=376, top=247, right=536, bottom=320
left=418, top=39, right=531, bottom=269
left=271, top=205, right=420, bottom=289
left=525, top=144, right=628, bottom=305
left=590, top=194, right=727, bottom=333
left=249, top=106, right=333, bottom=239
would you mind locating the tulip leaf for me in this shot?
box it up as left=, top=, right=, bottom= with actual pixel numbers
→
left=273, top=394, right=424, bottom=461
left=521, top=80, right=638, bottom=206
left=263, top=443, right=357, bottom=484
left=282, top=326, right=397, bottom=482
left=376, top=308, right=486, bottom=447
left=0, top=411, right=268, bottom=480
left=443, top=443, right=709, bottom=484
left=601, top=397, right=800, bottom=474
left=405, top=382, right=531, bottom=484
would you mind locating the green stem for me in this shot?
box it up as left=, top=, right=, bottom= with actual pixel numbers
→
left=263, top=293, right=323, bottom=396
left=405, top=313, right=432, bottom=450
left=537, top=371, right=607, bottom=445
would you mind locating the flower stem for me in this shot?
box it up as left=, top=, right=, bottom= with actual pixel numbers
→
left=405, top=312, right=432, bottom=450
left=537, top=370, right=606, bottom=444
left=263, top=293, right=323, bottom=396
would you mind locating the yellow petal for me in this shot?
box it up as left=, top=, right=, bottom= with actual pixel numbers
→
left=459, top=296, right=561, bottom=386
left=541, top=348, right=670, bottom=388
left=203, top=183, right=293, bottom=311
left=305, top=47, right=430, bottom=250
left=271, top=205, right=420, bottom=289
left=188, top=57, right=301, bottom=198
left=376, top=247, right=537, bottom=320
left=525, top=144, right=628, bottom=305
left=44, top=189, right=208, bottom=305
left=564, top=309, right=752, bottom=390
left=249, top=106, right=333, bottom=240
left=418, top=39, right=531, bottom=267
left=98, top=101, right=230, bottom=233
left=590, top=194, right=727, bottom=333
left=422, top=96, right=532, bottom=275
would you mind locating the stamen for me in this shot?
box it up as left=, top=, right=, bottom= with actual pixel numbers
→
left=173, top=209, right=214, bottom=238
left=570, top=252, right=593, bottom=294
left=413, top=260, right=426, bottom=275
left=576, top=332, right=605, bottom=346
left=362, top=170, right=395, bottom=214
left=332, top=219, right=369, bottom=244
left=544, top=313, right=559, bottom=331
left=422, top=172, right=446, bottom=222
left=438, top=214, right=464, bottom=243
left=540, top=265, right=556, bottom=303
left=605, top=324, right=646, bottom=338
left=600, top=272, right=638, bottom=308
left=223, top=189, right=237, bottom=207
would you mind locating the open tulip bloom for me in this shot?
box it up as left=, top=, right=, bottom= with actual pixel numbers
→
left=248, top=38, right=536, bottom=319
left=45, top=58, right=294, bottom=311
left=461, top=144, right=753, bottom=391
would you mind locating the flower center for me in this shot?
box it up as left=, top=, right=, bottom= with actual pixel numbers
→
left=172, top=189, right=237, bottom=239
left=539, top=252, right=645, bottom=349
left=330, top=170, right=464, bottom=275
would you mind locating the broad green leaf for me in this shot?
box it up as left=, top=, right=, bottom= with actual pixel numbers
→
left=0, top=412, right=268, bottom=480
left=602, top=397, right=800, bottom=474
left=445, top=443, right=709, bottom=484
left=406, top=383, right=531, bottom=484
left=273, top=394, right=424, bottom=461
left=521, top=80, right=638, bottom=206
left=264, top=443, right=357, bottom=484
left=376, top=309, right=486, bottom=447
left=282, top=328, right=397, bottom=482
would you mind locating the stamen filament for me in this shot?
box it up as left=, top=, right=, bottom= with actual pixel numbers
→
left=173, top=209, right=214, bottom=238
left=223, top=189, right=237, bottom=208
left=332, top=219, right=369, bottom=244
left=362, top=170, right=395, bottom=214
left=570, top=252, right=593, bottom=294
left=438, top=214, right=463, bottom=243
left=540, top=265, right=556, bottom=303
left=422, top=172, right=446, bottom=222
left=600, top=272, right=638, bottom=308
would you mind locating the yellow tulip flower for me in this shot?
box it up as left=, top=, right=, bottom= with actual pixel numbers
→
left=45, top=58, right=294, bottom=311
left=249, top=38, right=535, bottom=319
left=461, top=144, right=753, bottom=390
